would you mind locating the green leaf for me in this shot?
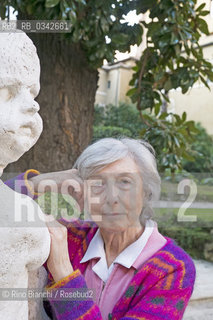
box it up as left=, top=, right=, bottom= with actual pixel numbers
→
left=143, top=114, right=153, bottom=122
left=78, top=0, right=87, bottom=5
left=200, top=76, right=210, bottom=90
left=197, top=18, right=209, bottom=35
left=199, top=10, right=210, bottom=16
left=140, top=0, right=157, bottom=13
left=161, top=92, right=170, bottom=103
left=182, top=112, right=187, bottom=122
left=184, top=44, right=191, bottom=55
left=196, top=3, right=206, bottom=12
left=132, top=65, right=139, bottom=72
left=159, top=112, right=168, bottom=120
left=100, top=17, right=109, bottom=33
left=159, top=33, right=172, bottom=49
left=173, top=114, right=181, bottom=125
left=171, top=33, right=179, bottom=45
left=191, top=47, right=199, bottom=58
left=45, top=0, right=60, bottom=8
left=127, top=88, right=137, bottom=97
left=175, top=44, right=181, bottom=56
left=69, top=10, right=77, bottom=24
left=26, top=4, right=34, bottom=15
left=140, top=128, right=147, bottom=137
left=111, top=33, right=129, bottom=45
left=182, top=151, right=195, bottom=161
left=0, top=5, right=6, bottom=19
left=164, top=78, right=172, bottom=91
left=173, top=136, right=181, bottom=148
left=182, top=86, right=188, bottom=94
left=147, top=22, right=161, bottom=37
left=205, top=71, right=213, bottom=82
left=154, top=103, right=161, bottom=116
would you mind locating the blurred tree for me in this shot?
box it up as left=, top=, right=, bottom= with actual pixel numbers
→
left=1, top=0, right=212, bottom=173
left=94, top=103, right=143, bottom=137
left=93, top=104, right=213, bottom=173
left=182, top=123, right=213, bottom=173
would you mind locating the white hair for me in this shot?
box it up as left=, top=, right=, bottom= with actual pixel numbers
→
left=73, top=137, right=161, bottom=223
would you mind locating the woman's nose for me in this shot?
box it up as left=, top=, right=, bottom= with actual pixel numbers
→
left=105, top=183, right=119, bottom=205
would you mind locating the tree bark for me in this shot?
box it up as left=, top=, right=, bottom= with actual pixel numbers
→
left=4, top=33, right=98, bottom=175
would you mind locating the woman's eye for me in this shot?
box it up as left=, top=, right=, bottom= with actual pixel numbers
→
left=118, top=179, right=132, bottom=189
left=122, top=180, right=130, bottom=184
left=91, top=185, right=104, bottom=194
left=0, top=87, right=12, bottom=102
left=121, top=179, right=131, bottom=184
left=91, top=180, right=103, bottom=187
left=90, top=180, right=105, bottom=194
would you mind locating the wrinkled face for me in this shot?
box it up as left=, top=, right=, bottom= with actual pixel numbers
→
left=85, top=156, right=144, bottom=232
left=0, top=34, right=42, bottom=170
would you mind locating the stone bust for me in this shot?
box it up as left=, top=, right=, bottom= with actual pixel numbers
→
left=0, top=32, right=50, bottom=319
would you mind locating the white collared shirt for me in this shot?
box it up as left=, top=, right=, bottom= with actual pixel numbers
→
left=80, top=219, right=155, bottom=282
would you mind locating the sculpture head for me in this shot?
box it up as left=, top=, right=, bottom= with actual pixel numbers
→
left=0, top=32, right=42, bottom=175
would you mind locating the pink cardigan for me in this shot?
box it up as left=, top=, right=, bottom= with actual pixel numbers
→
left=83, top=225, right=167, bottom=320
left=42, top=218, right=196, bottom=320
left=5, top=171, right=196, bottom=320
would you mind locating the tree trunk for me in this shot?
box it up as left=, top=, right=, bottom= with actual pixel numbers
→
left=4, top=33, right=98, bottom=176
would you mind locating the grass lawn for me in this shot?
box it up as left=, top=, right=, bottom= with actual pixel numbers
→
left=161, top=181, right=213, bottom=202
left=154, top=208, right=213, bottom=228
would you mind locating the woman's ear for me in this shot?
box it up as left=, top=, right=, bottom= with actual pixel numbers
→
left=143, top=188, right=152, bottom=201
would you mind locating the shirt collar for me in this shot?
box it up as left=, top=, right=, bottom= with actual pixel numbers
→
left=80, top=219, right=155, bottom=269
left=114, top=219, right=154, bottom=268
left=80, top=228, right=104, bottom=263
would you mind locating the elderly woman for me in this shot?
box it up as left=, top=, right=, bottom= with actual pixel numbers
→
left=6, top=137, right=195, bottom=320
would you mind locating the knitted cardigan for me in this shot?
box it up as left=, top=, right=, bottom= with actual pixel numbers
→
left=44, top=219, right=196, bottom=320
left=4, top=173, right=196, bottom=320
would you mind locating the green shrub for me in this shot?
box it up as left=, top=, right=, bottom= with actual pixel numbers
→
left=182, top=123, right=213, bottom=173
left=201, top=177, right=213, bottom=186
left=93, top=102, right=145, bottom=138
left=159, top=225, right=212, bottom=260
left=92, top=125, right=133, bottom=142
left=156, top=210, right=213, bottom=260
left=93, top=105, right=105, bottom=126
left=94, top=105, right=213, bottom=175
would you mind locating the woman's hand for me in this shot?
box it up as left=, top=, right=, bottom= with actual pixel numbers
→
left=45, top=216, right=73, bottom=283
left=30, top=169, right=84, bottom=211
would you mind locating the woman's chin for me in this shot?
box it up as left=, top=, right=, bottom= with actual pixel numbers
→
left=98, top=219, right=128, bottom=233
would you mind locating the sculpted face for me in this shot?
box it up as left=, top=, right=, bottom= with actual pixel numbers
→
left=0, top=32, right=42, bottom=172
